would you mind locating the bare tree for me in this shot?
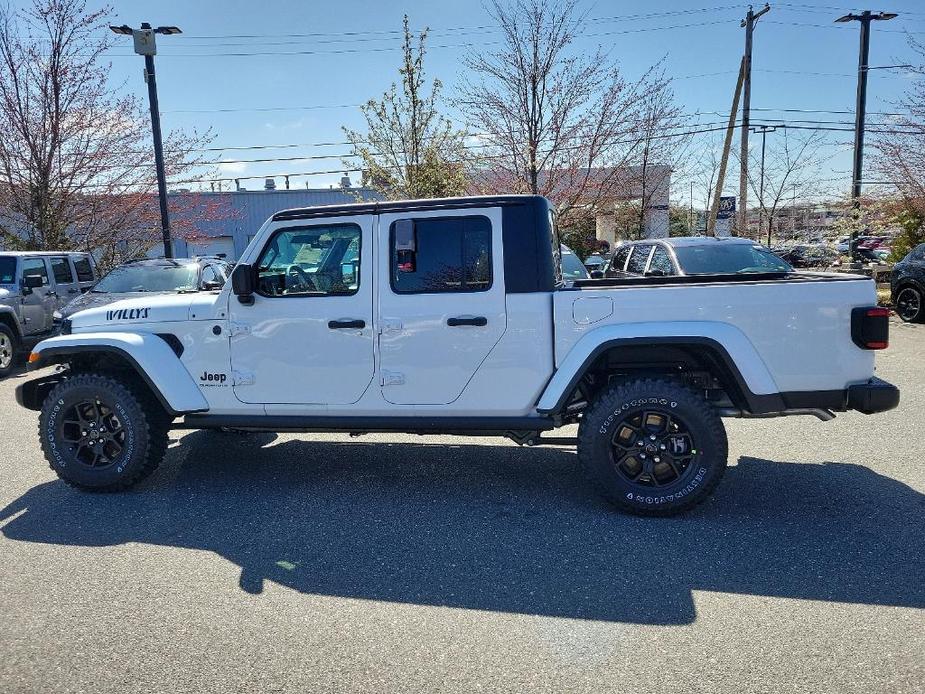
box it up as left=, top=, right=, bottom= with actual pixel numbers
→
left=0, top=0, right=218, bottom=265
left=344, top=16, right=468, bottom=200
left=736, top=129, right=830, bottom=245
left=457, top=0, right=683, bottom=225
left=870, top=37, right=925, bottom=258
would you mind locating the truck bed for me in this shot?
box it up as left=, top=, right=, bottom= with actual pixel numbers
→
left=556, top=272, right=877, bottom=395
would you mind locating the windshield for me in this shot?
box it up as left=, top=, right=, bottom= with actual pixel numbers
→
left=673, top=244, right=792, bottom=275
left=94, top=263, right=199, bottom=293
left=560, top=251, right=589, bottom=279
left=0, top=257, right=15, bottom=284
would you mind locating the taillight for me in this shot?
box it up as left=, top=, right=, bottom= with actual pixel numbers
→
left=851, top=306, right=890, bottom=350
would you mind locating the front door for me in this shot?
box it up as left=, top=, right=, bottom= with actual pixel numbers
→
left=20, top=257, right=54, bottom=335
left=229, top=215, right=375, bottom=405
left=377, top=207, right=507, bottom=405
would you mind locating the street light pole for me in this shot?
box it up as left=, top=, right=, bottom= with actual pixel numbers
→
left=110, top=23, right=182, bottom=258
left=834, top=10, right=898, bottom=262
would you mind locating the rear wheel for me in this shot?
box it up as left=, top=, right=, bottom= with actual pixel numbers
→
left=0, top=324, right=17, bottom=378
left=895, top=286, right=924, bottom=323
left=578, top=378, right=728, bottom=516
left=39, top=373, right=169, bottom=491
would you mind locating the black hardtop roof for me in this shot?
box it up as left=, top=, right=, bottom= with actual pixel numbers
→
left=271, top=194, right=548, bottom=222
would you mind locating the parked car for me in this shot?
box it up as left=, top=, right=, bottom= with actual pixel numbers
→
left=605, top=237, right=792, bottom=277
left=891, top=242, right=925, bottom=323
left=559, top=245, right=590, bottom=281
left=773, top=244, right=838, bottom=268
left=582, top=253, right=606, bottom=274
left=0, top=251, right=97, bottom=378
left=17, top=195, right=898, bottom=517
left=54, top=257, right=233, bottom=324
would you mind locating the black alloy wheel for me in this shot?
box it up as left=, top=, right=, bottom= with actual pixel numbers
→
left=895, top=286, right=923, bottom=323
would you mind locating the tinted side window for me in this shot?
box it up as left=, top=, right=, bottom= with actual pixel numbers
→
left=391, top=216, right=492, bottom=294
left=51, top=257, right=74, bottom=284
left=73, top=257, right=94, bottom=282
left=626, top=245, right=653, bottom=274
left=21, top=258, right=49, bottom=285
left=649, top=246, right=675, bottom=275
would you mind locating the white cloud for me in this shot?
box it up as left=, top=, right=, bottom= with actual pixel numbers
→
left=218, top=160, right=248, bottom=174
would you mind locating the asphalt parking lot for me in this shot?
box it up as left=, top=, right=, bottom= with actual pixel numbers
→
left=0, top=321, right=922, bottom=693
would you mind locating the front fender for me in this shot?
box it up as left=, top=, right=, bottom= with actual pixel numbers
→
left=537, top=321, right=781, bottom=414
left=29, top=332, right=209, bottom=415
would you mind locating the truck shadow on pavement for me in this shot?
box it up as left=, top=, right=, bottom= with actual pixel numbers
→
left=2, top=431, right=923, bottom=625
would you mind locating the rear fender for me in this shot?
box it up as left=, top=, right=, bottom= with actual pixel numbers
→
left=27, top=332, right=208, bottom=415
left=537, top=321, right=780, bottom=415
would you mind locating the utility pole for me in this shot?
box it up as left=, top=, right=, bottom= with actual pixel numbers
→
left=751, top=125, right=777, bottom=245
left=834, top=10, right=898, bottom=262
left=708, top=57, right=746, bottom=236
left=737, top=3, right=770, bottom=237
left=110, top=23, right=182, bottom=258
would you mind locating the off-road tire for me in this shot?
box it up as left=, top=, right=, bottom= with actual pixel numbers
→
left=578, top=378, right=728, bottom=516
left=39, top=373, right=170, bottom=491
left=0, top=323, right=17, bottom=379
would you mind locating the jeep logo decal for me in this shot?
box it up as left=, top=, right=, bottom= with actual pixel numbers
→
left=106, top=308, right=150, bottom=321
left=200, top=371, right=227, bottom=384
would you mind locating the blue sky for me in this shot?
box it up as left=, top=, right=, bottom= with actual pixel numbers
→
left=17, top=0, right=925, bottom=205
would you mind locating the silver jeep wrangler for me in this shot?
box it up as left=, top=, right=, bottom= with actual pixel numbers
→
left=0, top=251, right=96, bottom=377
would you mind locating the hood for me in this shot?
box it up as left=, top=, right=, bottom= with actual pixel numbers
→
left=58, top=290, right=168, bottom=319
left=68, top=291, right=224, bottom=330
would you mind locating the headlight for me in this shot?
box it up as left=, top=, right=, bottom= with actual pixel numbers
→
left=52, top=310, right=62, bottom=321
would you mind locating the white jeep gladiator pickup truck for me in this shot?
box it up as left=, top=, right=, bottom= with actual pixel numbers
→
left=16, top=195, right=899, bottom=515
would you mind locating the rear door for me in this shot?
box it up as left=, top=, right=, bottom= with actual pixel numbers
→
left=377, top=207, right=506, bottom=405
left=71, top=255, right=96, bottom=292
left=49, top=256, right=80, bottom=308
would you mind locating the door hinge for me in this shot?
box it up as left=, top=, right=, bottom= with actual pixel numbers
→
left=229, top=321, right=250, bottom=337
left=232, top=370, right=255, bottom=386
left=380, top=370, right=405, bottom=386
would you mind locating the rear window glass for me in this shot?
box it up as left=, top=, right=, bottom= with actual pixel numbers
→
left=674, top=244, right=792, bottom=275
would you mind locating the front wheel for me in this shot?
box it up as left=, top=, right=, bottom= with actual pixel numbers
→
left=0, top=323, right=18, bottom=378
left=39, top=373, right=170, bottom=491
left=578, top=378, right=728, bottom=516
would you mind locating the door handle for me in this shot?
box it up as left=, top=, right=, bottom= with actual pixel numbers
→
left=328, top=319, right=366, bottom=330
left=447, top=316, right=487, bottom=327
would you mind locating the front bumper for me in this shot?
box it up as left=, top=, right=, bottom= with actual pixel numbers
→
left=846, top=377, right=900, bottom=415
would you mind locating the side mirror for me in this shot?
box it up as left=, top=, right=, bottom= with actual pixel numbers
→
left=590, top=270, right=604, bottom=279
left=231, top=264, right=255, bottom=305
